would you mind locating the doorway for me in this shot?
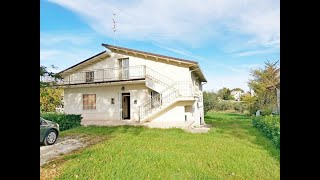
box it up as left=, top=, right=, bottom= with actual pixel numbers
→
left=122, top=93, right=130, bottom=120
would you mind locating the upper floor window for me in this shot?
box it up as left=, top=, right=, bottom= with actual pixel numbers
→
left=86, top=71, right=94, bottom=82
left=83, top=94, right=96, bottom=110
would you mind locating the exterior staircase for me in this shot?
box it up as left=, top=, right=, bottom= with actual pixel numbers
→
left=139, top=67, right=194, bottom=122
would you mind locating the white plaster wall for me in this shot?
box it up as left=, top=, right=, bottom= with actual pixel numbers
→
left=108, top=53, right=192, bottom=82
left=64, top=83, right=148, bottom=121
left=152, top=105, right=186, bottom=123
left=192, top=101, right=200, bottom=126
left=145, top=77, right=167, bottom=92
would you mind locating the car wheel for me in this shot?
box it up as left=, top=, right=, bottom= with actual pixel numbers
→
left=44, top=129, right=58, bottom=145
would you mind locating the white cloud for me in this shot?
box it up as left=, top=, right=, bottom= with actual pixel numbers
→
left=40, top=31, right=103, bottom=71
left=40, top=32, right=94, bottom=46
left=153, top=43, right=200, bottom=60
left=40, top=48, right=98, bottom=71
left=233, top=49, right=278, bottom=57
left=48, top=0, right=279, bottom=48
left=40, top=50, right=61, bottom=61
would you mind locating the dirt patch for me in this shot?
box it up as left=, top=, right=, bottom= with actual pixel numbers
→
left=40, top=135, right=106, bottom=167
left=40, top=135, right=107, bottom=180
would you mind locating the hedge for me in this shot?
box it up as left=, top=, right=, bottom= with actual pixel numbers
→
left=41, top=112, right=82, bottom=131
left=252, top=115, right=280, bottom=148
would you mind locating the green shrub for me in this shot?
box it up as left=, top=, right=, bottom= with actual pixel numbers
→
left=203, top=91, right=219, bottom=115
left=252, top=115, right=280, bottom=148
left=233, top=102, right=244, bottom=113
left=260, top=108, right=273, bottom=116
left=41, top=112, right=82, bottom=131
left=204, top=91, right=248, bottom=113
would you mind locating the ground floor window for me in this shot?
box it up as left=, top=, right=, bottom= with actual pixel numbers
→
left=83, top=94, right=96, bottom=110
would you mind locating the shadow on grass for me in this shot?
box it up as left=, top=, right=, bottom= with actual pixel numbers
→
left=205, top=112, right=280, bottom=161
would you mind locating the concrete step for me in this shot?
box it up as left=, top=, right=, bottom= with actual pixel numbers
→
left=188, top=127, right=210, bottom=133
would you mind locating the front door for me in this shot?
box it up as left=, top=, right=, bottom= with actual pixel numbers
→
left=122, top=93, right=130, bottom=120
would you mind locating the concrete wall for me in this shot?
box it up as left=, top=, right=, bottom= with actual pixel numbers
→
left=64, top=83, right=149, bottom=121
left=152, top=105, right=186, bottom=123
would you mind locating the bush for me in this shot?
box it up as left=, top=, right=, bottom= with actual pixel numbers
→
left=260, top=108, right=273, bottom=116
left=204, top=91, right=248, bottom=113
left=242, top=94, right=259, bottom=114
left=233, top=102, right=245, bottom=113
left=252, top=115, right=280, bottom=148
left=203, top=91, right=219, bottom=115
left=41, top=112, right=82, bottom=131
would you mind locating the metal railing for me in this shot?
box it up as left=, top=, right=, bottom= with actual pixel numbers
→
left=173, top=82, right=194, bottom=96
left=145, top=67, right=175, bottom=87
left=138, top=81, right=194, bottom=120
left=139, top=84, right=179, bottom=119
left=60, top=66, right=146, bottom=85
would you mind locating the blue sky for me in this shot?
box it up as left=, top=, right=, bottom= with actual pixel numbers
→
left=40, top=0, right=280, bottom=92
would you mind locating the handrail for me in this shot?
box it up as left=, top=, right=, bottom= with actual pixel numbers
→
left=59, top=65, right=146, bottom=85
left=138, top=81, right=193, bottom=120
left=145, top=67, right=175, bottom=87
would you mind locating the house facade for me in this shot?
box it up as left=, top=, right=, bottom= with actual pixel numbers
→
left=230, top=90, right=243, bottom=101
left=57, top=44, right=207, bottom=128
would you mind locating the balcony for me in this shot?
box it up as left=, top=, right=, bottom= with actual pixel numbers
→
left=58, top=65, right=146, bottom=85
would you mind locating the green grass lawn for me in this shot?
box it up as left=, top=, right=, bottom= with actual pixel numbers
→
left=41, top=111, right=280, bottom=179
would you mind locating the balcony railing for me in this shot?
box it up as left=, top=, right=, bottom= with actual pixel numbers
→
left=59, top=65, right=146, bottom=85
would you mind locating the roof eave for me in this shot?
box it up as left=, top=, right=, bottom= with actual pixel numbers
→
left=58, top=51, right=109, bottom=76
left=102, top=43, right=198, bottom=65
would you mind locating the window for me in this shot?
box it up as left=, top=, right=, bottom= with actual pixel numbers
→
left=111, top=98, right=115, bottom=104
left=83, top=94, right=96, bottom=110
left=85, top=71, right=94, bottom=82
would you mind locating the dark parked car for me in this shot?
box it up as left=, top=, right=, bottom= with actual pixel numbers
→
left=40, top=117, right=59, bottom=145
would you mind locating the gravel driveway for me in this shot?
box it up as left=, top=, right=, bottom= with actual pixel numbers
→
left=40, top=137, right=88, bottom=167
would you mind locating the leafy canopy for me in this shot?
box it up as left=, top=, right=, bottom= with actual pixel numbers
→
left=40, top=65, right=64, bottom=112
left=246, top=60, right=280, bottom=114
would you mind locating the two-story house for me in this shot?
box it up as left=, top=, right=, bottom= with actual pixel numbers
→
left=57, top=44, right=207, bottom=128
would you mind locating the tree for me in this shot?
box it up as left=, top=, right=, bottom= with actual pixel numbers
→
left=40, top=65, right=62, bottom=88
left=40, top=65, right=63, bottom=112
left=40, top=87, right=63, bottom=112
left=217, top=87, right=232, bottom=100
left=203, top=91, right=219, bottom=115
left=241, top=94, right=258, bottom=115
left=247, top=60, right=279, bottom=115
left=231, top=88, right=244, bottom=93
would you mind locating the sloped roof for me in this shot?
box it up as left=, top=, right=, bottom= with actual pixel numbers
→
left=58, top=44, right=207, bottom=82
left=58, top=51, right=108, bottom=75
left=102, top=43, right=198, bottom=64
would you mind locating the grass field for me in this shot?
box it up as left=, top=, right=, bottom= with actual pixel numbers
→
left=41, top=111, right=280, bottom=179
